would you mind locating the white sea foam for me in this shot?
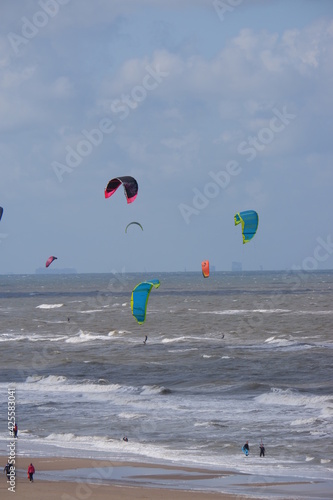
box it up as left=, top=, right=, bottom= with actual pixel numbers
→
left=200, top=309, right=290, bottom=315
left=255, top=388, right=333, bottom=410
left=36, top=304, right=63, bottom=309
left=65, top=330, right=114, bottom=343
left=118, top=412, right=144, bottom=420
left=78, top=309, right=104, bottom=314
left=290, top=417, right=318, bottom=426
left=162, top=336, right=207, bottom=344
left=26, top=375, right=67, bottom=384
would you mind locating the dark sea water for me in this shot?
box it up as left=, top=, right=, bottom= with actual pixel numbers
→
left=0, top=271, right=332, bottom=485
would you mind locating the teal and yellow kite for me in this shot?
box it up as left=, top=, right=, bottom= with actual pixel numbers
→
left=234, top=210, right=259, bottom=244
left=131, top=279, right=160, bottom=324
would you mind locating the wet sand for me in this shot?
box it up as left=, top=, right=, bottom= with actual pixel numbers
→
left=1, top=455, right=331, bottom=499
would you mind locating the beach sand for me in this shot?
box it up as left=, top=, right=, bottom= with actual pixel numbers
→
left=1, top=455, right=330, bottom=499
left=0, top=456, right=252, bottom=499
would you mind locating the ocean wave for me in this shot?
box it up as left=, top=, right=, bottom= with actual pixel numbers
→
left=290, top=417, right=319, bottom=426
left=65, top=330, right=115, bottom=343
left=162, top=336, right=205, bottom=344
left=20, top=377, right=171, bottom=398
left=77, top=309, right=104, bottom=314
left=36, top=304, right=64, bottom=309
left=255, top=388, right=333, bottom=410
left=118, top=412, right=145, bottom=420
left=140, top=385, right=171, bottom=395
left=26, top=375, right=67, bottom=384
left=200, top=309, right=290, bottom=315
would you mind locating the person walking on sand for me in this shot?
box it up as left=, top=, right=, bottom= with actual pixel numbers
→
left=27, top=463, right=35, bottom=482
left=4, top=462, right=11, bottom=480
left=259, top=443, right=265, bottom=457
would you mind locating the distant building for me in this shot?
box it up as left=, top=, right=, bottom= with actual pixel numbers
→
left=232, top=261, right=242, bottom=272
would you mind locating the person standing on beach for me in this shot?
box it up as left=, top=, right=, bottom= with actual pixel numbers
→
left=4, top=463, right=11, bottom=480
left=13, top=423, right=18, bottom=438
left=27, top=463, right=35, bottom=482
left=259, top=443, right=265, bottom=457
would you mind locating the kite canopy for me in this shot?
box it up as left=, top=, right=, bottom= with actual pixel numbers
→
left=45, top=256, right=57, bottom=268
left=234, top=210, right=259, bottom=244
left=201, top=260, right=209, bottom=278
left=125, top=221, right=143, bottom=233
left=0, top=207, right=3, bottom=221
left=104, top=176, right=138, bottom=204
left=131, top=279, right=160, bottom=324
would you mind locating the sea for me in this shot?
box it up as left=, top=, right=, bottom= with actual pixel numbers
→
left=0, top=271, right=332, bottom=488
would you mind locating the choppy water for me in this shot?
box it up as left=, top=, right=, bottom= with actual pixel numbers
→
left=0, top=271, right=332, bottom=483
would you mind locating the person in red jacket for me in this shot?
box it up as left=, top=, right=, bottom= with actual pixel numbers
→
left=27, top=463, right=35, bottom=482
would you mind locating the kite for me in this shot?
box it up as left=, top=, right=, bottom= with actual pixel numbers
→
left=0, top=207, right=3, bottom=221
left=131, top=279, right=160, bottom=324
left=46, top=256, right=57, bottom=268
left=125, top=222, right=143, bottom=233
left=104, top=176, right=138, bottom=204
left=201, top=260, right=209, bottom=278
left=234, top=210, right=259, bottom=244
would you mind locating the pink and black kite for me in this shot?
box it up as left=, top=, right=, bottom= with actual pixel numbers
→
left=104, top=176, right=138, bottom=204
left=46, top=256, right=57, bottom=268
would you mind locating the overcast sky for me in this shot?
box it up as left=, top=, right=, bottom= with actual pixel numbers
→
left=0, top=0, right=333, bottom=274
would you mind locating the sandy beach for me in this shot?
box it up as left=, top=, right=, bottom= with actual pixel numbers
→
left=1, top=456, right=248, bottom=499
left=2, top=455, right=332, bottom=500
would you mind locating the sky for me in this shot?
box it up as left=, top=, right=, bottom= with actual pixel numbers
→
left=0, top=0, right=333, bottom=274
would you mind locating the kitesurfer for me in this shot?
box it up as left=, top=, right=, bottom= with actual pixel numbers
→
left=123, top=436, right=128, bottom=442
left=243, top=441, right=249, bottom=455
left=27, top=463, right=35, bottom=482
left=143, top=335, right=148, bottom=344
left=259, top=443, right=265, bottom=457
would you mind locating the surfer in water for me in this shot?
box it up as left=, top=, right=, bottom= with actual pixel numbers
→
left=242, top=441, right=249, bottom=456
left=259, top=443, right=265, bottom=457
left=143, top=335, right=148, bottom=344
